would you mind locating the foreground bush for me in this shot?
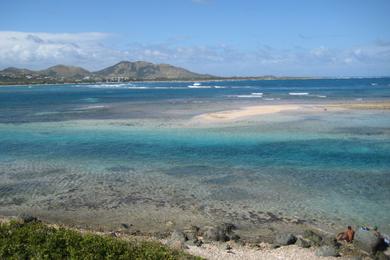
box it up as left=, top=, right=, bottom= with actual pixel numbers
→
left=0, top=220, right=199, bottom=259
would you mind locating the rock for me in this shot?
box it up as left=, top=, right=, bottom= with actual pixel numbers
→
left=384, top=247, right=390, bottom=258
left=110, top=231, right=118, bottom=237
left=19, top=213, right=38, bottom=223
left=296, top=238, right=311, bottom=248
left=230, top=234, right=241, bottom=242
left=375, top=251, right=390, bottom=260
left=275, top=233, right=297, bottom=246
left=167, top=230, right=189, bottom=250
left=315, top=245, right=339, bottom=257
left=226, top=244, right=232, bottom=250
left=303, top=230, right=323, bottom=246
left=195, top=239, right=203, bottom=247
left=120, top=223, right=130, bottom=229
left=323, top=236, right=340, bottom=248
left=184, top=225, right=200, bottom=241
left=221, top=223, right=237, bottom=234
left=202, top=223, right=239, bottom=242
left=169, top=240, right=188, bottom=250
left=170, top=229, right=188, bottom=243
left=204, top=226, right=230, bottom=242
left=354, top=229, right=383, bottom=254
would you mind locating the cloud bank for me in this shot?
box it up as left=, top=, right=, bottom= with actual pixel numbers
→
left=0, top=31, right=389, bottom=76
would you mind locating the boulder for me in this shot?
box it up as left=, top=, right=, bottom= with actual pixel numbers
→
left=315, top=245, right=339, bottom=257
left=323, top=236, right=340, bottom=248
left=275, top=233, right=297, bottom=246
left=296, top=237, right=311, bottom=248
left=375, top=251, right=390, bottom=260
left=170, top=229, right=188, bottom=243
left=203, top=226, right=229, bottom=242
left=303, top=230, right=323, bottom=246
left=354, top=229, right=382, bottom=254
left=184, top=225, right=200, bottom=241
left=230, top=234, right=241, bottom=242
left=167, top=230, right=188, bottom=250
left=221, top=223, right=237, bottom=234
left=169, top=240, right=188, bottom=250
left=19, top=213, right=38, bottom=223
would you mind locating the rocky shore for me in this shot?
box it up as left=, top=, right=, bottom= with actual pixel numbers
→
left=2, top=214, right=389, bottom=259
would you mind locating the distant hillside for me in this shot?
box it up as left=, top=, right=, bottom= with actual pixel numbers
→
left=95, top=61, right=212, bottom=80
left=1, top=67, right=36, bottom=75
left=39, top=65, right=91, bottom=79
left=0, top=61, right=215, bottom=84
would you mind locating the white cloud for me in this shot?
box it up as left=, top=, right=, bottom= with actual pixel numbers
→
left=0, top=31, right=123, bottom=70
left=0, top=31, right=389, bottom=76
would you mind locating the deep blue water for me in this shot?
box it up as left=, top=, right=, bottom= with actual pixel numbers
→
left=0, top=78, right=389, bottom=232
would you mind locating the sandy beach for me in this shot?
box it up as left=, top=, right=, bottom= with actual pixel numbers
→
left=190, top=104, right=302, bottom=123
left=190, top=101, right=390, bottom=125
left=185, top=243, right=344, bottom=260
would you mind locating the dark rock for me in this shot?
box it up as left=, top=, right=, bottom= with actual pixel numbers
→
left=275, top=233, right=297, bottom=246
left=354, top=229, right=383, bottom=254
left=221, top=223, right=237, bottom=234
left=323, top=236, right=340, bottom=248
left=184, top=225, right=200, bottom=240
left=303, top=230, right=323, bottom=246
left=204, top=226, right=229, bottom=242
left=120, top=223, right=130, bottom=229
left=296, top=238, right=311, bottom=248
left=226, top=244, right=232, bottom=250
left=202, top=223, right=239, bottom=242
left=19, top=213, right=38, bottom=223
left=110, top=231, right=118, bottom=237
left=130, top=230, right=141, bottom=236
left=230, top=234, right=241, bottom=242
left=195, top=239, right=203, bottom=247
left=315, top=245, right=339, bottom=257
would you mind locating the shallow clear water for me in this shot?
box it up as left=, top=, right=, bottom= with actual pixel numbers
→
left=0, top=78, right=389, bottom=233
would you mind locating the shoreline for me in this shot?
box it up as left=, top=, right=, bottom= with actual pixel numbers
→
left=0, top=215, right=373, bottom=259
left=1, top=76, right=389, bottom=87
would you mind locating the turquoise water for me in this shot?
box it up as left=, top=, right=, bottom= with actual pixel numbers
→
left=0, top=78, right=390, bottom=233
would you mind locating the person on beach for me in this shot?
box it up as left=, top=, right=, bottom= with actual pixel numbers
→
left=336, top=226, right=355, bottom=242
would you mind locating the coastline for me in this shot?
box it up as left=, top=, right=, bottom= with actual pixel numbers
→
left=1, top=76, right=389, bottom=87
left=0, top=215, right=360, bottom=259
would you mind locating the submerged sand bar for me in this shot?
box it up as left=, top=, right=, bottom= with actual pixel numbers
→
left=191, top=101, right=390, bottom=124
left=191, top=105, right=301, bottom=123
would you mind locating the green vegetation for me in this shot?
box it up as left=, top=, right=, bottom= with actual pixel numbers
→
left=0, top=220, right=200, bottom=260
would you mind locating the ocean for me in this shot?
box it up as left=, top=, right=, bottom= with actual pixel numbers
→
left=0, top=78, right=389, bottom=234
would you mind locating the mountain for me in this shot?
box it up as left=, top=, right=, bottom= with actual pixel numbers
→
left=95, top=61, right=212, bottom=80
left=1, top=67, right=36, bottom=76
left=39, top=65, right=91, bottom=79
left=0, top=61, right=215, bottom=84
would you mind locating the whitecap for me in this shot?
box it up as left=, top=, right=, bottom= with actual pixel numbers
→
left=187, top=85, right=212, bottom=89
left=289, top=92, right=309, bottom=96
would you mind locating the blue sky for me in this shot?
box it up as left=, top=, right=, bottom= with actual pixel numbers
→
left=0, top=0, right=389, bottom=76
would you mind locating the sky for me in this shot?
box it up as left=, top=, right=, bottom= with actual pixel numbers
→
left=0, top=0, right=389, bottom=77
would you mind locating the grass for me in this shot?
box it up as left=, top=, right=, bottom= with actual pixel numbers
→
left=0, top=220, right=201, bottom=260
